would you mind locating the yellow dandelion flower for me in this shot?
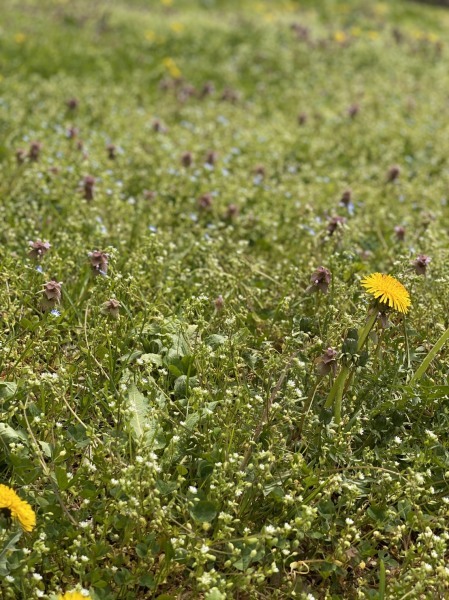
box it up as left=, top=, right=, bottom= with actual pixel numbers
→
left=14, top=33, right=26, bottom=44
left=170, top=22, right=185, bottom=34
left=374, top=3, right=388, bottom=16
left=361, top=273, right=411, bottom=314
left=58, top=592, right=91, bottom=600
left=334, top=31, right=347, bottom=44
left=162, top=57, right=181, bottom=79
left=0, top=484, right=36, bottom=532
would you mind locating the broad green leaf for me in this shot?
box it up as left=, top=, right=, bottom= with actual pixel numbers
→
left=184, top=412, right=200, bottom=431
left=141, top=353, right=163, bottom=367
left=156, top=480, right=178, bottom=495
left=0, top=530, right=22, bottom=575
left=55, top=466, right=72, bottom=491
left=127, top=384, right=165, bottom=448
left=205, top=334, right=227, bottom=349
left=127, top=383, right=150, bottom=440
left=0, top=423, right=28, bottom=445
left=189, top=500, right=217, bottom=522
left=39, top=441, right=52, bottom=458
left=0, top=382, right=17, bottom=400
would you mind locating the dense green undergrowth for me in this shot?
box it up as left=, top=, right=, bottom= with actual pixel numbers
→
left=1, top=0, right=449, bottom=598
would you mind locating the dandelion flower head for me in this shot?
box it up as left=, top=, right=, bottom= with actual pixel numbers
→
left=58, top=591, right=91, bottom=600
left=0, top=484, right=36, bottom=532
left=361, top=273, right=411, bottom=314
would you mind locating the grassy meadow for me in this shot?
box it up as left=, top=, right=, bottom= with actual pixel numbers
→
left=2, top=0, right=449, bottom=598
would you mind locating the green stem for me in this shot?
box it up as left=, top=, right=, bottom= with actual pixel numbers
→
left=410, top=326, right=449, bottom=384
left=356, top=310, right=378, bottom=352
left=331, top=366, right=350, bottom=424
left=324, top=310, right=378, bottom=423
left=379, top=558, right=386, bottom=600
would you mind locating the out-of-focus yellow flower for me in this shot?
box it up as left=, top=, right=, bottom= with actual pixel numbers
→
left=14, top=33, right=26, bottom=44
left=350, top=27, right=362, bottom=37
left=162, top=57, right=181, bottom=79
left=58, top=592, right=91, bottom=600
left=145, top=30, right=156, bottom=42
left=161, top=0, right=173, bottom=6
left=334, top=31, right=347, bottom=44
left=170, top=22, right=185, bottom=34
left=374, top=3, right=388, bottom=15
left=264, top=13, right=274, bottom=23
left=0, top=484, right=36, bottom=532
left=367, top=31, right=379, bottom=41
left=411, top=29, right=424, bottom=40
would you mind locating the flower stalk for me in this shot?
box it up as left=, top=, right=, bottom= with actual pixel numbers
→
left=324, top=309, right=378, bottom=423
left=324, top=272, right=410, bottom=423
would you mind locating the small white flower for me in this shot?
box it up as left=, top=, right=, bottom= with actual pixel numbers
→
left=79, top=520, right=91, bottom=529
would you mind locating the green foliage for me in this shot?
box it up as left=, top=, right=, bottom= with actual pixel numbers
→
left=1, top=0, right=449, bottom=598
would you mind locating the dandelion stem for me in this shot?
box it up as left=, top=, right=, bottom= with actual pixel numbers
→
left=324, top=310, right=377, bottom=423
left=410, top=326, right=449, bottom=384
left=356, top=310, right=378, bottom=352
left=379, top=558, right=386, bottom=600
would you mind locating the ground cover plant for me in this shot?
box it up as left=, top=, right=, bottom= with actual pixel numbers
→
left=1, top=0, right=449, bottom=598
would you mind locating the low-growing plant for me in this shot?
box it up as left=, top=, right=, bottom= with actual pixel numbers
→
left=1, top=0, right=449, bottom=598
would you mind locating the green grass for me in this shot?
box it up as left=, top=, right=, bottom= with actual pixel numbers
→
left=1, top=0, right=449, bottom=598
